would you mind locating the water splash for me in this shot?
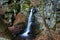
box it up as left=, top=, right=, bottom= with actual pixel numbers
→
left=21, top=8, right=33, bottom=37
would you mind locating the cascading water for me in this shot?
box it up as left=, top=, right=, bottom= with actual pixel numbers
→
left=21, top=8, right=33, bottom=37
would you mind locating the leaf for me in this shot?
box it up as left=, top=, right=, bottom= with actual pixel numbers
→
left=25, top=0, right=30, bottom=4
left=12, top=3, right=19, bottom=10
left=22, top=4, right=29, bottom=11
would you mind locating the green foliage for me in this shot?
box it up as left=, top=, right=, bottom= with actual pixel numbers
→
left=22, top=4, right=30, bottom=10
left=40, top=0, right=44, bottom=7
left=12, top=3, right=19, bottom=10
left=25, top=0, right=30, bottom=4
left=21, top=0, right=30, bottom=11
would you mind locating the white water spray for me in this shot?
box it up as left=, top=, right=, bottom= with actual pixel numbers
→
left=21, top=8, right=33, bottom=37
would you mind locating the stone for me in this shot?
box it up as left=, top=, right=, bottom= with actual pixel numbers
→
left=30, top=0, right=40, bottom=6
left=13, top=12, right=26, bottom=25
left=0, top=17, right=13, bottom=40
left=8, top=12, right=26, bottom=34
left=0, top=6, right=4, bottom=15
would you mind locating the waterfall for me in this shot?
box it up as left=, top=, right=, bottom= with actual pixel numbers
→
left=21, top=8, right=33, bottom=37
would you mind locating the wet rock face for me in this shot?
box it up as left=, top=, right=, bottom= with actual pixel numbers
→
left=56, top=0, right=60, bottom=8
left=56, top=0, right=60, bottom=22
left=34, top=0, right=56, bottom=30
left=33, top=0, right=60, bottom=40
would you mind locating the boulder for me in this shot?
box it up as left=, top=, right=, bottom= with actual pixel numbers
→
left=30, top=0, right=40, bottom=6
left=8, top=12, right=26, bottom=35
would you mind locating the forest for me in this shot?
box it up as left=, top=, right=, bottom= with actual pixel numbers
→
left=0, top=0, right=60, bottom=40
